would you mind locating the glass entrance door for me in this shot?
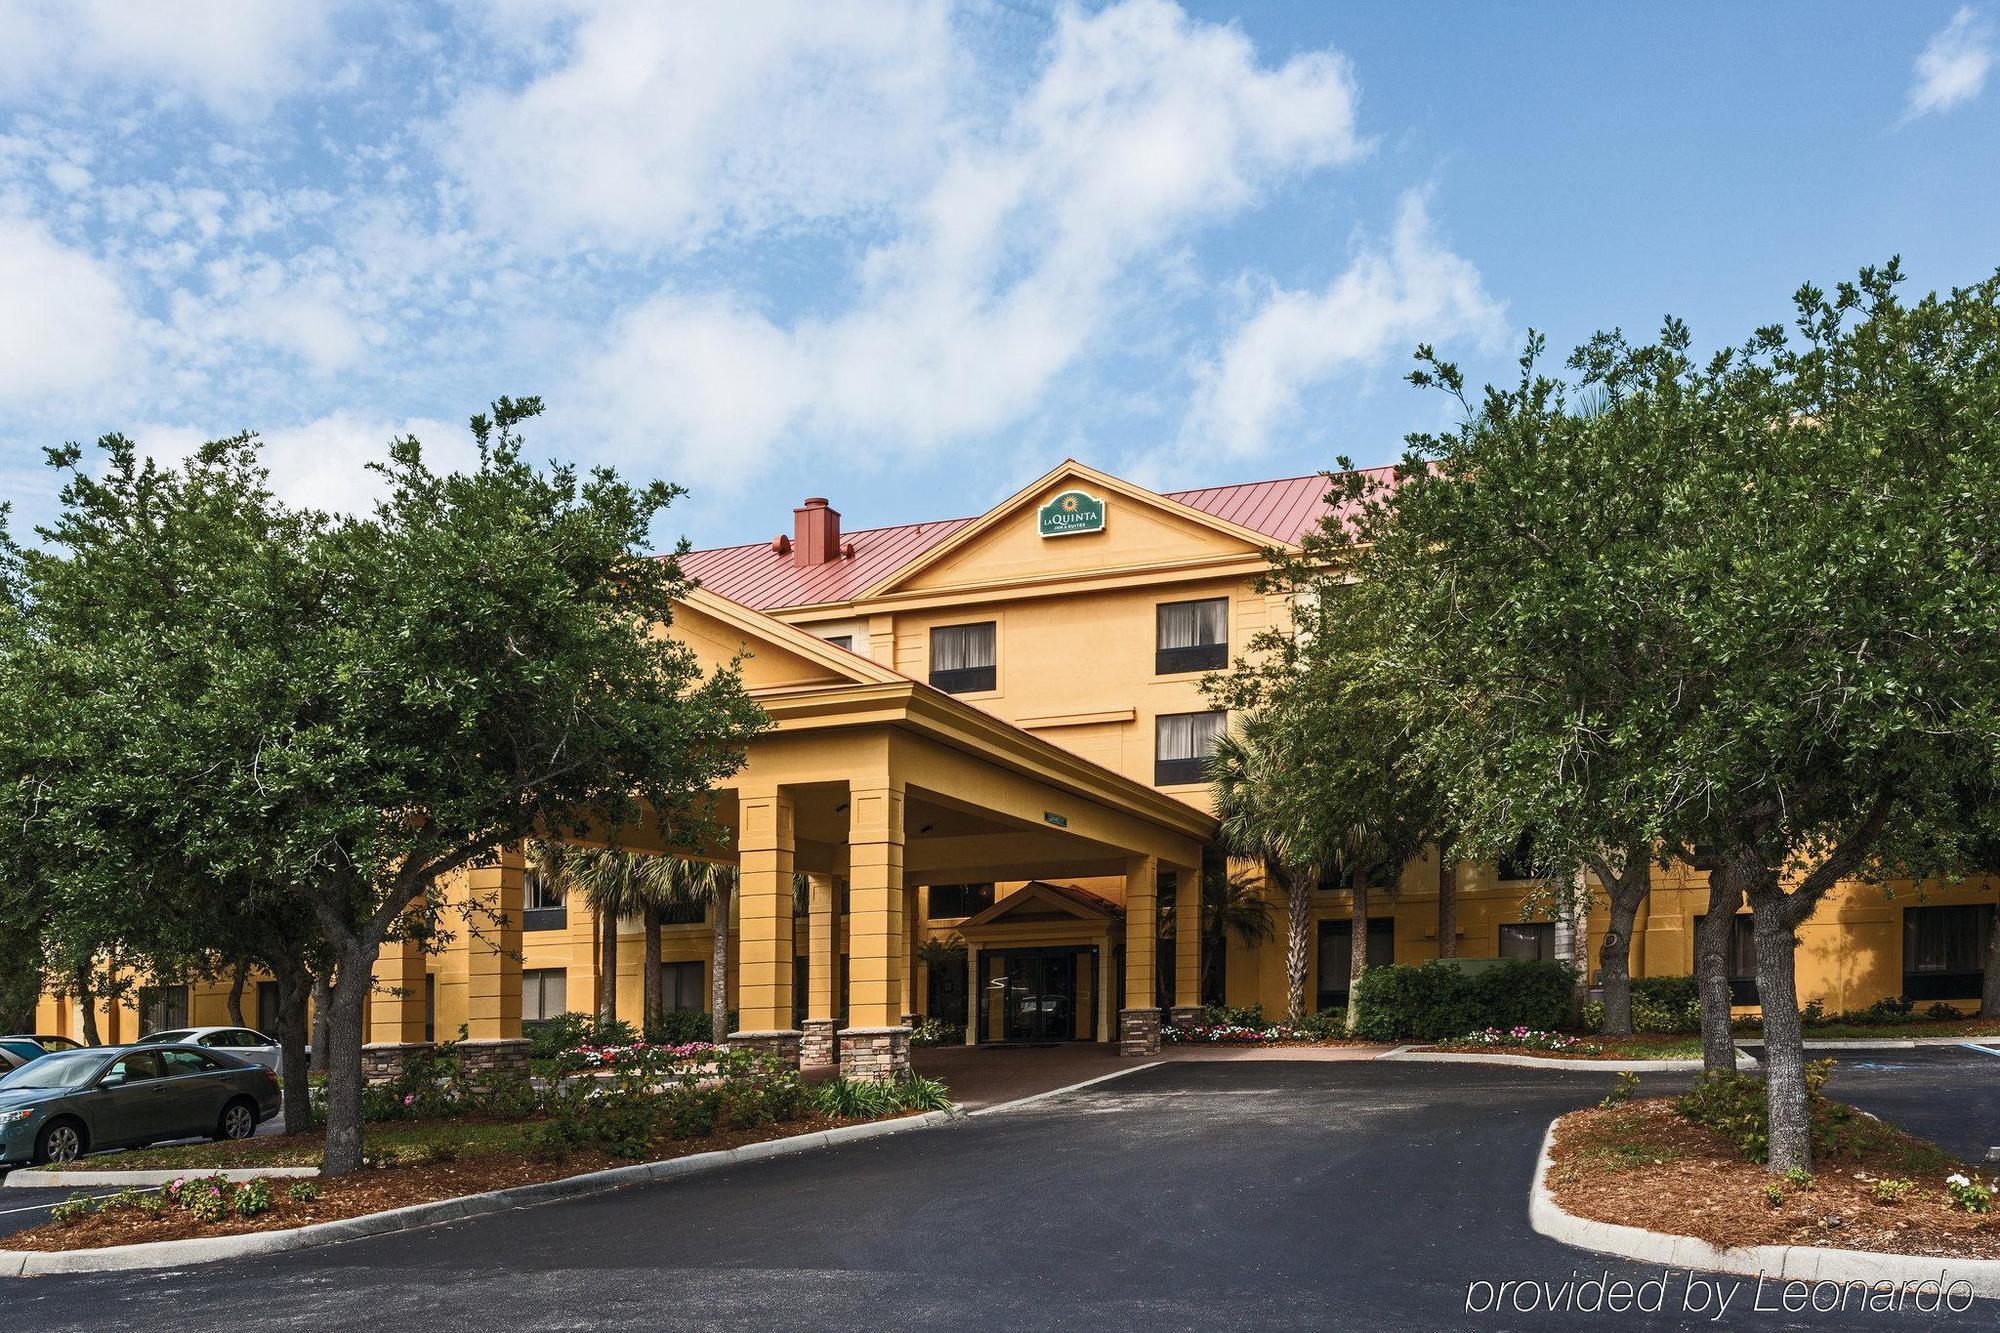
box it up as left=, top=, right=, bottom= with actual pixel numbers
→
left=981, top=948, right=1093, bottom=1043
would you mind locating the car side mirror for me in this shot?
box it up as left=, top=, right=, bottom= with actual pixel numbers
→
left=99, top=1073, right=124, bottom=1088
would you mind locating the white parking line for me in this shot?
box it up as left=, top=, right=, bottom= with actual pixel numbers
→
left=1959, top=1041, right=2000, bottom=1059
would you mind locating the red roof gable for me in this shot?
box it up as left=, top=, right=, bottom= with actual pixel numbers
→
left=677, top=466, right=1398, bottom=611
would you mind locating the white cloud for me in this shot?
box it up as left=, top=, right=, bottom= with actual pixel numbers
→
left=443, top=0, right=961, bottom=251
left=0, top=217, right=136, bottom=402
left=1178, top=190, right=1504, bottom=461
left=1905, top=6, right=1993, bottom=120
left=576, top=0, right=1368, bottom=482
left=131, top=412, right=474, bottom=517
left=0, top=0, right=336, bottom=117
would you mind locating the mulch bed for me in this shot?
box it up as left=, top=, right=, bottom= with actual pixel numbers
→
left=1548, top=1099, right=2000, bottom=1260
left=1421, top=1035, right=1699, bottom=1061
left=7, top=1112, right=905, bottom=1252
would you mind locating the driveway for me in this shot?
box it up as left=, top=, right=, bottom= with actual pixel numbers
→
left=1, top=1059, right=1992, bottom=1331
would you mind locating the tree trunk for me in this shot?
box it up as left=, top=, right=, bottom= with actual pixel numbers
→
left=1983, top=913, right=2000, bottom=1019
left=597, top=901, right=620, bottom=1026
left=73, top=965, right=102, bottom=1046
left=309, top=975, right=330, bottom=1075
left=1435, top=845, right=1456, bottom=959
left=709, top=880, right=730, bottom=1043
left=1345, top=868, right=1370, bottom=1033
left=1596, top=871, right=1647, bottom=1037
left=226, top=957, right=249, bottom=1027
left=1747, top=885, right=1811, bottom=1175
left=1280, top=868, right=1310, bottom=1025
left=271, top=960, right=314, bottom=1131
left=319, top=942, right=379, bottom=1179
left=1695, top=868, right=1741, bottom=1074
left=642, top=902, right=664, bottom=1038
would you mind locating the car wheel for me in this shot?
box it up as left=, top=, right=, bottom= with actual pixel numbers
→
left=34, top=1119, right=85, bottom=1165
left=216, top=1099, right=257, bottom=1142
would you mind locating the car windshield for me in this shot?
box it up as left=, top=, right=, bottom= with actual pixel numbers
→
left=0, top=1050, right=108, bottom=1091
left=0, top=1039, right=44, bottom=1062
left=136, top=1030, right=195, bottom=1045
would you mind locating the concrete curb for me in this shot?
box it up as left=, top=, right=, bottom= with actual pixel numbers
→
left=6, top=1167, right=318, bottom=1189
left=1379, top=1046, right=1759, bottom=1073
left=1528, top=1117, right=2000, bottom=1299
left=968, top=1061, right=1162, bottom=1116
left=0, top=1109, right=957, bottom=1277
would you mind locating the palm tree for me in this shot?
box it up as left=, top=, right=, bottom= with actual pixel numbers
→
left=1209, top=722, right=1334, bottom=1025
left=567, top=848, right=684, bottom=1030
left=1176, top=864, right=1276, bottom=1006
left=649, top=857, right=735, bottom=1039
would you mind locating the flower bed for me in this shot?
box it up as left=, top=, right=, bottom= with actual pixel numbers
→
left=556, top=1040, right=722, bottom=1072
left=1438, top=1027, right=1605, bottom=1056
left=1164, top=1021, right=1308, bottom=1045
left=1546, top=1096, right=2000, bottom=1260
left=11, top=1051, right=952, bottom=1253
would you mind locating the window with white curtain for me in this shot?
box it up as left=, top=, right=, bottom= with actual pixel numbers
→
left=929, top=622, right=997, bottom=693
left=1156, top=598, right=1228, bottom=672
left=1154, top=710, right=1227, bottom=785
left=522, top=968, right=568, bottom=1024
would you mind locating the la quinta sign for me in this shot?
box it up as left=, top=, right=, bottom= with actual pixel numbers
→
left=1037, top=490, right=1106, bottom=538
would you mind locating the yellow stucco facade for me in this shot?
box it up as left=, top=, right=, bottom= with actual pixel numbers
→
left=36, top=461, right=1998, bottom=1069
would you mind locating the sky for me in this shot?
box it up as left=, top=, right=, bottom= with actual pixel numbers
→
left=1, top=1, right=1996, bottom=554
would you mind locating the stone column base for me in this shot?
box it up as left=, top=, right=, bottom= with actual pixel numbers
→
left=728, top=1029, right=803, bottom=1067
left=360, top=1041, right=431, bottom=1084
left=799, top=1018, right=838, bottom=1067
left=900, top=1012, right=920, bottom=1030
left=456, top=1038, right=532, bottom=1083
left=1119, top=1007, right=1162, bottom=1057
left=1167, top=1005, right=1203, bottom=1029
left=837, top=1026, right=911, bottom=1082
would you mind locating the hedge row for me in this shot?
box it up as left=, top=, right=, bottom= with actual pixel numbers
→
left=1351, top=959, right=1576, bottom=1041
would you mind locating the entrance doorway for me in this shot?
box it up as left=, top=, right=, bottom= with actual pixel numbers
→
left=979, top=947, right=1098, bottom=1043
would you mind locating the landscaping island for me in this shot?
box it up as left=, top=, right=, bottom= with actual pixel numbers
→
left=8, top=1037, right=950, bottom=1255
left=1545, top=1066, right=2000, bottom=1262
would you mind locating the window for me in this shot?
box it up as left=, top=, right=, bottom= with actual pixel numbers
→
left=1156, top=598, right=1228, bottom=674
left=1903, top=904, right=1994, bottom=1001
left=525, top=871, right=567, bottom=931
left=928, top=883, right=995, bottom=920
left=137, top=985, right=189, bottom=1037
left=104, top=1051, right=165, bottom=1084
left=161, top=1049, right=223, bottom=1076
left=522, top=968, right=568, bottom=1024
left=1317, top=851, right=1403, bottom=893
left=1497, top=832, right=1550, bottom=883
left=1499, top=923, right=1556, bottom=962
left=929, top=622, right=996, bottom=694
left=256, top=980, right=279, bottom=1035
left=424, top=973, right=437, bottom=1043
left=661, top=961, right=704, bottom=1012
left=1155, top=710, right=1227, bottom=786
left=1694, top=913, right=1760, bottom=1004
left=823, top=634, right=854, bottom=651
left=1316, top=918, right=1395, bottom=1011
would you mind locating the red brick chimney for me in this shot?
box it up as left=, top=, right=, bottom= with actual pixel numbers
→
left=792, top=497, right=841, bottom=567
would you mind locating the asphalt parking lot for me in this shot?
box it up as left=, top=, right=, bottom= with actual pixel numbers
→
left=0, top=1056, right=1993, bottom=1332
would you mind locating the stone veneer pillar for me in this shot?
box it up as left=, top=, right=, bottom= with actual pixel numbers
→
left=799, top=1018, right=837, bottom=1067
left=1119, top=1007, right=1162, bottom=1057
left=729, top=1030, right=802, bottom=1065
left=837, top=1025, right=910, bottom=1080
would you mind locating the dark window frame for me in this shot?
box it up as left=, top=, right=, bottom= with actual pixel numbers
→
left=1902, top=903, right=1994, bottom=1001
left=524, top=870, right=567, bottom=932
left=522, top=967, right=568, bottom=1025
left=1315, top=917, right=1396, bottom=1011
left=928, top=621, right=998, bottom=694
left=1155, top=710, right=1227, bottom=786
left=1694, top=913, right=1761, bottom=1005
left=1498, top=922, right=1556, bottom=962
left=1155, top=597, right=1229, bottom=674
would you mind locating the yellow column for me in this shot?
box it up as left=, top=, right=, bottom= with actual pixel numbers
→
left=901, top=883, right=919, bottom=1024
left=801, top=871, right=838, bottom=1065
left=733, top=786, right=797, bottom=1043
left=1172, top=863, right=1203, bottom=1023
left=371, top=934, right=429, bottom=1045
left=1120, top=854, right=1161, bottom=1055
left=964, top=942, right=980, bottom=1046
left=843, top=777, right=908, bottom=1079
left=464, top=848, right=524, bottom=1043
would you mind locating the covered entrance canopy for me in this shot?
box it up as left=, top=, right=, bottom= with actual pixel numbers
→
left=959, top=882, right=1123, bottom=1045
left=449, top=589, right=1215, bottom=1078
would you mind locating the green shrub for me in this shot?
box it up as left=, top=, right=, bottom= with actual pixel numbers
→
left=1352, top=959, right=1574, bottom=1041
left=1870, top=1177, right=1915, bottom=1205
left=49, top=1193, right=96, bottom=1225
left=811, top=1077, right=899, bottom=1119
left=233, top=1179, right=274, bottom=1217
left=1600, top=1071, right=1640, bottom=1108
left=645, top=1010, right=732, bottom=1045
left=1200, top=1003, right=1266, bottom=1027
left=1629, top=975, right=1701, bottom=1034
left=1674, top=1060, right=1840, bottom=1163
left=908, top=1017, right=964, bottom=1047
left=286, top=1180, right=320, bottom=1204
left=894, top=1074, right=953, bottom=1112
left=1296, top=1009, right=1347, bottom=1040
left=1926, top=1002, right=1965, bottom=1021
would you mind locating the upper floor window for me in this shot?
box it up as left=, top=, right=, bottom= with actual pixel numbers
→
left=929, top=622, right=996, bottom=694
left=1155, top=710, right=1227, bottom=786
left=1496, top=831, right=1552, bottom=883
left=928, top=883, right=995, bottom=920
left=1156, top=598, right=1228, bottom=674
left=823, top=634, right=854, bottom=651
left=525, top=870, right=566, bottom=931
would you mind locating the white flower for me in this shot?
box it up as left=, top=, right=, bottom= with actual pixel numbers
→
left=1948, top=1173, right=1971, bottom=1187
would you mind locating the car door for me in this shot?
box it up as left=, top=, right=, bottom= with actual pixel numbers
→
left=158, top=1049, right=231, bottom=1136
left=89, top=1050, right=170, bottom=1148
left=232, top=1030, right=282, bottom=1070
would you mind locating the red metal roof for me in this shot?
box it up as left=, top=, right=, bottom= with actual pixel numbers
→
left=676, top=466, right=1399, bottom=611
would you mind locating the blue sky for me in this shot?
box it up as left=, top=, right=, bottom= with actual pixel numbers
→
left=2, top=1, right=1995, bottom=553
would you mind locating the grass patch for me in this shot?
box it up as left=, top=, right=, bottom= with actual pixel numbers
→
left=32, top=1118, right=528, bottom=1173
